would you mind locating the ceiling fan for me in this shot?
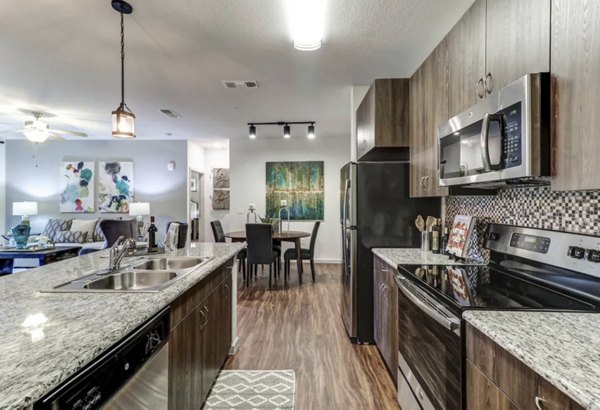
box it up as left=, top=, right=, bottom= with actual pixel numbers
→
left=0, top=112, right=88, bottom=143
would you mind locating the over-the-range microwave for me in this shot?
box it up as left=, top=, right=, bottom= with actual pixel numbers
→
left=437, top=73, right=551, bottom=188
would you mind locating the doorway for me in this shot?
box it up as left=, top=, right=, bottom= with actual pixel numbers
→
left=190, top=170, right=203, bottom=242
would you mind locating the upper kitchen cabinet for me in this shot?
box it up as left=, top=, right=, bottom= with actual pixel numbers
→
left=356, top=79, right=410, bottom=161
left=410, top=39, right=449, bottom=198
left=447, top=0, right=550, bottom=117
left=447, top=0, right=486, bottom=118
left=551, top=0, right=600, bottom=191
left=485, top=0, right=550, bottom=93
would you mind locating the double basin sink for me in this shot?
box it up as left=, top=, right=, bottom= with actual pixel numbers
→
left=45, top=256, right=212, bottom=293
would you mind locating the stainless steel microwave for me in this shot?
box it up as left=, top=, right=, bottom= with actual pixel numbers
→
left=437, top=73, right=551, bottom=188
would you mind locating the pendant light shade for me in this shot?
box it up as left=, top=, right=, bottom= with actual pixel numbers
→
left=249, top=124, right=256, bottom=139
left=283, top=124, right=291, bottom=139
left=111, top=0, right=135, bottom=139
left=307, top=124, right=315, bottom=139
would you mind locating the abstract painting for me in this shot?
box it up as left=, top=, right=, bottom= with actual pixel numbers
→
left=213, top=168, right=230, bottom=189
left=59, top=161, right=95, bottom=213
left=98, top=161, right=134, bottom=213
left=212, top=189, right=230, bottom=210
left=266, top=161, right=324, bottom=220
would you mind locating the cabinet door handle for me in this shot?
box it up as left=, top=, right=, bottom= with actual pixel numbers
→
left=484, top=73, right=493, bottom=94
left=421, top=175, right=429, bottom=189
left=199, top=308, right=208, bottom=330
left=224, top=284, right=230, bottom=300
left=476, top=78, right=485, bottom=99
left=534, top=396, right=545, bottom=410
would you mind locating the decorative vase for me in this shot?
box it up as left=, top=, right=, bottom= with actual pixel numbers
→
left=12, top=223, right=31, bottom=249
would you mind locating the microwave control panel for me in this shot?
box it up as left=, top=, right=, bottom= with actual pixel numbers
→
left=501, top=102, right=522, bottom=168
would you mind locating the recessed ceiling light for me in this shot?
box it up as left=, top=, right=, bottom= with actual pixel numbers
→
left=286, top=0, right=326, bottom=51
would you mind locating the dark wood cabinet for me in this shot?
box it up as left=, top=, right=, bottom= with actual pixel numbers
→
left=446, top=0, right=550, bottom=117
left=551, top=0, right=600, bottom=191
left=409, top=39, right=449, bottom=198
left=169, top=259, right=234, bottom=409
left=447, top=0, right=486, bottom=117
left=356, top=79, right=410, bottom=161
left=466, top=323, right=584, bottom=410
left=373, top=255, right=398, bottom=383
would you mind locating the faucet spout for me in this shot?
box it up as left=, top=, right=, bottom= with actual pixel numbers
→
left=108, top=236, right=137, bottom=271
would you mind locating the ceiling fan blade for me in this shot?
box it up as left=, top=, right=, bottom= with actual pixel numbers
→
left=48, top=128, right=88, bottom=138
left=0, top=129, right=24, bottom=134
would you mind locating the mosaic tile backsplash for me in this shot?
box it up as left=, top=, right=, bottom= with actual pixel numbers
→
left=445, top=187, right=600, bottom=262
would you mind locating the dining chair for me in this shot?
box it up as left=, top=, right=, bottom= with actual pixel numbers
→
left=245, top=223, right=278, bottom=287
left=99, top=219, right=136, bottom=247
left=211, top=220, right=246, bottom=280
left=284, top=221, right=320, bottom=282
left=166, top=221, right=188, bottom=249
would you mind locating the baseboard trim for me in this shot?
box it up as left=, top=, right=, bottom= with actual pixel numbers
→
left=314, top=259, right=342, bottom=264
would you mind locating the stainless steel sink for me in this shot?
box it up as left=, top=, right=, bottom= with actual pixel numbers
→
left=43, top=255, right=212, bottom=293
left=133, top=257, right=206, bottom=271
left=84, top=270, right=178, bottom=291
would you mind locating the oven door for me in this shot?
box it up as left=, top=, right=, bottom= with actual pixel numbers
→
left=396, top=275, right=462, bottom=410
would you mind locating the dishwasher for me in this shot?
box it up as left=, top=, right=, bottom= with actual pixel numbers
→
left=34, top=307, right=170, bottom=410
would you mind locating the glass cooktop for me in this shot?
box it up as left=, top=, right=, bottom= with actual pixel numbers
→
left=397, top=263, right=600, bottom=312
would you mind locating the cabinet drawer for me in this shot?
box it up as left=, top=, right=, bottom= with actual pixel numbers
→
left=466, top=324, right=583, bottom=410
left=170, top=257, right=234, bottom=329
left=467, top=360, right=518, bottom=410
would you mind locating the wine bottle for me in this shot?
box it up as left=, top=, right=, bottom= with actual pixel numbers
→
left=440, top=227, right=449, bottom=255
left=431, top=221, right=440, bottom=254
left=148, top=216, right=158, bottom=250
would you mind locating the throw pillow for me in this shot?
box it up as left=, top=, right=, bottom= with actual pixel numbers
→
left=42, top=219, right=73, bottom=242
left=70, top=219, right=98, bottom=243
left=55, top=230, right=88, bottom=244
left=94, top=219, right=106, bottom=242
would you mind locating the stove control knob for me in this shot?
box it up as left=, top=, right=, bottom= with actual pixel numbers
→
left=487, top=232, right=500, bottom=241
left=568, top=246, right=585, bottom=259
left=587, top=250, right=600, bottom=263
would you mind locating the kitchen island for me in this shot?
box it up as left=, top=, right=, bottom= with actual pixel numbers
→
left=0, top=242, right=244, bottom=410
left=464, top=311, right=600, bottom=409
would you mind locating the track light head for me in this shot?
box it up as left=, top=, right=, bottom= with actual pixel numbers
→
left=283, top=124, right=291, bottom=139
left=249, top=124, right=256, bottom=139
left=307, top=124, right=315, bottom=139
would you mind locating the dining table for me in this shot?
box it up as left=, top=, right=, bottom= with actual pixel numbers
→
left=225, top=230, right=311, bottom=284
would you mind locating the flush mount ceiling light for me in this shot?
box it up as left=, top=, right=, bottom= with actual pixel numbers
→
left=111, top=0, right=136, bottom=139
left=286, top=0, right=326, bottom=51
left=247, top=121, right=316, bottom=140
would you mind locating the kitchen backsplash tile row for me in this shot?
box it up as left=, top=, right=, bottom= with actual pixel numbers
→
left=445, top=187, right=600, bottom=261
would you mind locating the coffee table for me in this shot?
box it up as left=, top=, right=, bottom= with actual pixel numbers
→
left=0, top=246, right=82, bottom=275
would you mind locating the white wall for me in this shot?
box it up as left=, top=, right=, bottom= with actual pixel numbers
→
left=230, top=136, right=350, bottom=263
left=351, top=86, right=370, bottom=162
left=0, top=143, right=5, bottom=234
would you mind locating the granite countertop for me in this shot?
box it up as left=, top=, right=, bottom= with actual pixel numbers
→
left=464, top=311, right=600, bottom=410
left=372, top=248, right=476, bottom=268
left=0, top=242, right=244, bottom=410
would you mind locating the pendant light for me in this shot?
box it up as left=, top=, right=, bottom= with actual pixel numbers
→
left=283, top=124, right=291, bottom=139
left=307, top=123, right=315, bottom=139
left=111, top=0, right=135, bottom=139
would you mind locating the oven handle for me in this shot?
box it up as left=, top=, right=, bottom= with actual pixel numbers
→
left=480, top=113, right=504, bottom=172
left=397, top=277, right=460, bottom=332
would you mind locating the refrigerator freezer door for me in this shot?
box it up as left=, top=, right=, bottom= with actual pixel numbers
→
left=341, top=226, right=357, bottom=339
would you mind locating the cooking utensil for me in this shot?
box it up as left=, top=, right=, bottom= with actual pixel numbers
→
left=426, top=216, right=436, bottom=232
left=416, top=215, right=425, bottom=232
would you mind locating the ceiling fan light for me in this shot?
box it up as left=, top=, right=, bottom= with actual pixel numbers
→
left=112, top=105, right=136, bottom=139
left=23, top=120, right=49, bottom=143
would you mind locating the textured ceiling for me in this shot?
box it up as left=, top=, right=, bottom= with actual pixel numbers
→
left=0, top=0, right=474, bottom=141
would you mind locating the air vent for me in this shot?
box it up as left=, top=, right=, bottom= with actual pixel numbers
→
left=221, top=80, right=259, bottom=89
left=160, top=109, right=182, bottom=118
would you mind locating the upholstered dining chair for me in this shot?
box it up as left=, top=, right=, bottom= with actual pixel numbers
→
left=211, top=220, right=247, bottom=280
left=99, top=219, right=136, bottom=247
left=284, top=221, right=320, bottom=282
left=245, top=223, right=278, bottom=287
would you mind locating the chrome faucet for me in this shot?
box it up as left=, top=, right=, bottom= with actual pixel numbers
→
left=108, top=236, right=137, bottom=271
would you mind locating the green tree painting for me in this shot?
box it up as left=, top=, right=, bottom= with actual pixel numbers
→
left=266, top=161, right=324, bottom=220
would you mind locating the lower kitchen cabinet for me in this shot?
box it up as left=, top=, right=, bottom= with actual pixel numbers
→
left=169, top=259, right=234, bottom=409
left=373, top=255, right=398, bottom=383
left=466, top=323, right=583, bottom=410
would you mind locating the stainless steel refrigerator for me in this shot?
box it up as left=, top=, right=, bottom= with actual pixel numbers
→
left=340, top=161, right=440, bottom=343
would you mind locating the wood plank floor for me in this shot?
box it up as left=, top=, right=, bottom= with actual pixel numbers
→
left=224, top=263, right=400, bottom=409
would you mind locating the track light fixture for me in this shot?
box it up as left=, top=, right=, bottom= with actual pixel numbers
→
left=247, top=121, right=316, bottom=140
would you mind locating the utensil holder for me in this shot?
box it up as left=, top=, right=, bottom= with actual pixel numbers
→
left=421, top=231, right=430, bottom=252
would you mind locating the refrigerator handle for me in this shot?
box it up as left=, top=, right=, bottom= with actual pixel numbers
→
left=342, top=178, right=350, bottom=227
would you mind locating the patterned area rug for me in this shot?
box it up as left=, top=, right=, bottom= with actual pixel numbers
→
left=204, top=370, right=295, bottom=409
